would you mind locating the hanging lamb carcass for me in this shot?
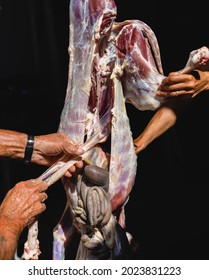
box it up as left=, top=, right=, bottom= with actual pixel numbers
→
left=21, top=0, right=209, bottom=260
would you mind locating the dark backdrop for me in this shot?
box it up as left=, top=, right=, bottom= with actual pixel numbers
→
left=0, top=0, right=209, bottom=260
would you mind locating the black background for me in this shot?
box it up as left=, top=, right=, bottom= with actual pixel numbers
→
left=0, top=0, right=209, bottom=260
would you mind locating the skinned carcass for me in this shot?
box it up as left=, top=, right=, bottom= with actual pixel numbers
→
left=51, top=0, right=163, bottom=260
left=21, top=0, right=209, bottom=260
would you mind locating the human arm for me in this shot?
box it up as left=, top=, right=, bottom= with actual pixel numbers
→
left=133, top=98, right=190, bottom=154
left=133, top=105, right=177, bottom=154
left=0, top=130, right=83, bottom=175
left=156, top=70, right=209, bottom=98
left=0, top=179, right=48, bottom=259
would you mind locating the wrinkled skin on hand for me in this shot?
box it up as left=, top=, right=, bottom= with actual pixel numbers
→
left=33, top=132, right=84, bottom=175
left=0, top=179, right=48, bottom=233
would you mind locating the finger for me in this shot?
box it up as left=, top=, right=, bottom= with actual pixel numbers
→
left=30, top=178, right=47, bottom=186
left=156, top=90, right=171, bottom=96
left=158, top=90, right=182, bottom=97
left=169, top=71, right=182, bottom=76
left=33, top=203, right=47, bottom=220
left=39, top=202, right=46, bottom=212
left=75, top=161, right=83, bottom=168
left=157, top=89, right=186, bottom=97
left=64, top=170, right=72, bottom=177
left=39, top=193, right=48, bottom=202
left=27, top=202, right=46, bottom=225
left=68, top=165, right=76, bottom=173
left=75, top=147, right=84, bottom=155
left=167, top=90, right=193, bottom=98
left=65, top=142, right=84, bottom=155
left=33, top=179, right=49, bottom=191
left=36, top=200, right=47, bottom=214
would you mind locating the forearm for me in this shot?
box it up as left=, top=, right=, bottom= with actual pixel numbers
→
left=0, top=130, right=27, bottom=159
left=0, top=129, right=83, bottom=166
left=0, top=129, right=46, bottom=164
left=134, top=105, right=177, bottom=154
left=0, top=129, right=54, bottom=165
left=0, top=217, right=21, bottom=260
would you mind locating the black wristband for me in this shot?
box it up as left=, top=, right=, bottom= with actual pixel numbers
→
left=24, top=135, right=34, bottom=165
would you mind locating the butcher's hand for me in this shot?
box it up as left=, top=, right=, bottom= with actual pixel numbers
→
left=156, top=70, right=209, bottom=99
left=0, top=179, right=48, bottom=231
left=0, top=179, right=48, bottom=259
left=33, top=132, right=84, bottom=176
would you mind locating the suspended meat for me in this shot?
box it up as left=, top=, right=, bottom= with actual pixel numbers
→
left=21, top=0, right=209, bottom=260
